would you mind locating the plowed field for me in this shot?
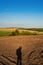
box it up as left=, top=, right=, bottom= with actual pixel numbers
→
left=0, top=35, right=43, bottom=65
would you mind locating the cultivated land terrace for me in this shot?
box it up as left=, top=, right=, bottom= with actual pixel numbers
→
left=0, top=35, right=43, bottom=65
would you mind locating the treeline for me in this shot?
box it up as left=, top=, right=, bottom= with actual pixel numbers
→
left=23, top=28, right=43, bottom=32
left=9, top=30, right=38, bottom=36
left=0, top=29, right=39, bottom=36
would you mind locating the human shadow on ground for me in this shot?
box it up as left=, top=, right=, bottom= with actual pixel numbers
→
left=16, top=46, right=22, bottom=65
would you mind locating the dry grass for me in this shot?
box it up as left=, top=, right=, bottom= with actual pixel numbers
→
left=0, top=28, right=38, bottom=36
left=0, top=35, right=43, bottom=65
left=0, top=28, right=16, bottom=32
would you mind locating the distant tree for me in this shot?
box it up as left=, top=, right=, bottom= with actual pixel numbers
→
left=9, top=31, right=16, bottom=36
left=15, top=29, right=19, bottom=35
left=12, top=31, right=16, bottom=35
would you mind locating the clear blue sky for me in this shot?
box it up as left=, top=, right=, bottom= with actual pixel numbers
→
left=0, top=0, right=43, bottom=28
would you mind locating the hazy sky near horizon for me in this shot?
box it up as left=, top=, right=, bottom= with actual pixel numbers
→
left=0, top=0, right=43, bottom=28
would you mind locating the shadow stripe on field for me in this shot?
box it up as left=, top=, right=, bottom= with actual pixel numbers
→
left=0, top=61, right=6, bottom=65
left=1, top=55, right=17, bottom=65
left=0, top=56, right=10, bottom=65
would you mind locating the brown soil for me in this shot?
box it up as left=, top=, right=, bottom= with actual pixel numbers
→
left=0, top=35, right=43, bottom=65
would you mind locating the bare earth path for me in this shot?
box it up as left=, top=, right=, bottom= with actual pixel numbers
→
left=0, top=35, right=43, bottom=65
